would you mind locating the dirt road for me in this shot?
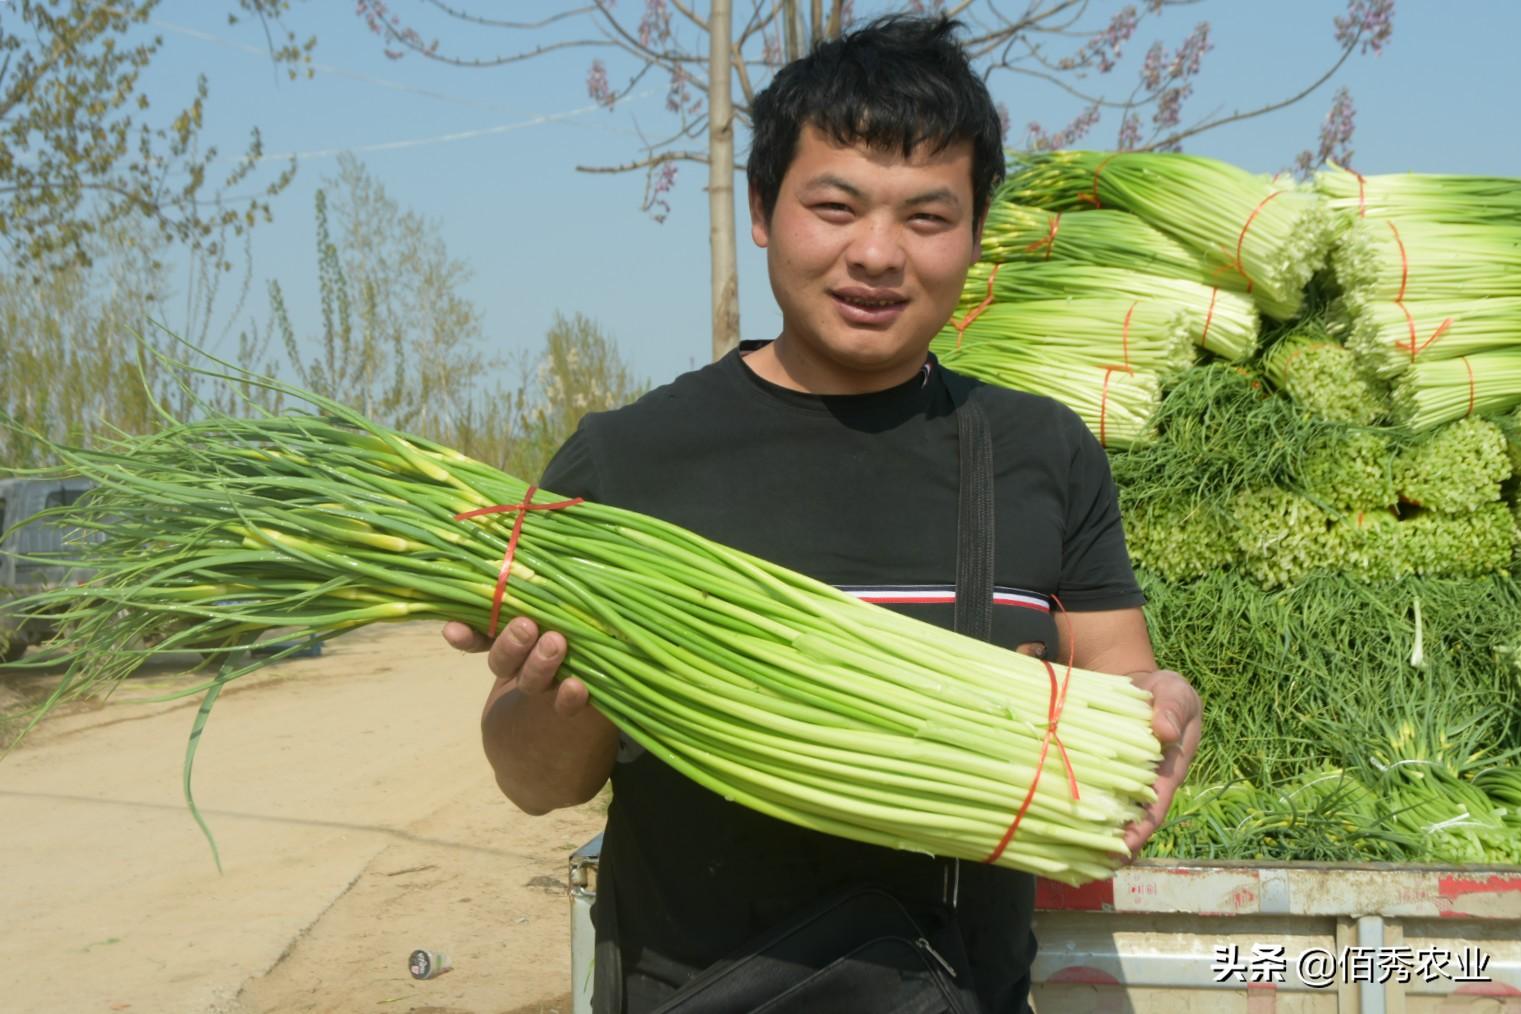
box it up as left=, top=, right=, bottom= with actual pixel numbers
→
left=0, top=622, right=605, bottom=1014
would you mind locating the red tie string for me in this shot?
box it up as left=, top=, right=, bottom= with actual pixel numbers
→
left=1096, top=304, right=1139, bottom=449
left=1024, top=212, right=1062, bottom=260
left=1462, top=356, right=1476, bottom=418
left=1078, top=155, right=1117, bottom=209
left=1387, top=221, right=1411, bottom=303
left=1353, top=168, right=1369, bottom=218
left=454, top=485, right=585, bottom=637
left=953, top=263, right=1001, bottom=349
left=1120, top=301, right=1137, bottom=370
left=1200, top=288, right=1219, bottom=353
left=985, top=594, right=1080, bottom=864
left=1385, top=220, right=1452, bottom=364
left=1223, top=190, right=1285, bottom=293
left=1397, top=304, right=1453, bottom=364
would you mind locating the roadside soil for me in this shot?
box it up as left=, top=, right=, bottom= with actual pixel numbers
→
left=0, top=622, right=605, bottom=1014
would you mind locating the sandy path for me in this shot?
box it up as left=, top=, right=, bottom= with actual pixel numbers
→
left=0, top=623, right=605, bottom=1014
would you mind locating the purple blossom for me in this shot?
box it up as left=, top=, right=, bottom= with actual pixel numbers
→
left=1293, top=86, right=1357, bottom=178
left=1335, top=0, right=1395, bottom=55
left=1093, top=6, right=1139, bottom=73
left=1065, top=5, right=1138, bottom=74
left=1117, top=112, right=1142, bottom=151
left=1026, top=104, right=1102, bottom=151
left=586, top=60, right=615, bottom=108
left=645, top=161, right=678, bottom=223
left=1170, top=22, right=1212, bottom=78
left=1153, top=85, right=1189, bottom=134
left=1140, top=41, right=1165, bottom=90
left=666, top=65, right=696, bottom=113
left=639, top=0, right=673, bottom=49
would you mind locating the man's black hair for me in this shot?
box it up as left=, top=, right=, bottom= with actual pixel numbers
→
left=746, top=15, right=1005, bottom=229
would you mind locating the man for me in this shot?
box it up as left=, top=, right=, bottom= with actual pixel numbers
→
left=445, top=15, right=1201, bottom=1013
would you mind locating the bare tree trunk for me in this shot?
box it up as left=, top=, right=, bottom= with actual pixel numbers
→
left=708, top=0, right=740, bottom=362
left=783, top=0, right=801, bottom=62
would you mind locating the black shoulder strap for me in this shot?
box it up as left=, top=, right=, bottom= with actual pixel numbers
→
left=942, top=370, right=995, bottom=643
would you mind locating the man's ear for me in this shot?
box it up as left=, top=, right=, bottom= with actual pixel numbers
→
left=971, top=212, right=986, bottom=264
left=748, top=183, right=770, bottom=249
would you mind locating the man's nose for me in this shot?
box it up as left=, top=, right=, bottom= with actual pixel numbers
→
left=845, top=215, right=906, bottom=275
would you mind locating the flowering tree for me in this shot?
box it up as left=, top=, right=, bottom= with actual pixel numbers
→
left=355, top=0, right=1395, bottom=361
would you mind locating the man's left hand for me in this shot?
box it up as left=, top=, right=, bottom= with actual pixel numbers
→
left=1119, top=669, right=1202, bottom=859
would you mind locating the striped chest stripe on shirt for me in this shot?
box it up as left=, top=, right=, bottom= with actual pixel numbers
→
left=835, top=585, right=1051, bottom=612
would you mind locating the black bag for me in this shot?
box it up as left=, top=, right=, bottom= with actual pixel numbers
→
left=650, top=886, right=979, bottom=1014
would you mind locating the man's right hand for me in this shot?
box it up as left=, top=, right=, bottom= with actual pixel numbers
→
left=443, top=616, right=593, bottom=718
left=446, top=615, right=616, bottom=814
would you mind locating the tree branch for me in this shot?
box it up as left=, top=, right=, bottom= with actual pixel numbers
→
left=669, top=0, right=709, bottom=32
left=575, top=149, right=708, bottom=174
left=419, top=1, right=597, bottom=31
left=732, top=41, right=756, bottom=108
left=959, top=0, right=1089, bottom=57
left=592, top=0, right=711, bottom=68
left=736, top=0, right=784, bottom=52
left=1146, top=40, right=1357, bottom=152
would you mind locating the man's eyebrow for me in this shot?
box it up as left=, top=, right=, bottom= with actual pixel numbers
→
left=800, top=174, right=961, bottom=210
left=800, top=173, right=866, bottom=200
left=903, top=187, right=961, bottom=209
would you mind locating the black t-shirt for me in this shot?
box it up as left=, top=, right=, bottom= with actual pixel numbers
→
left=541, top=341, right=1144, bottom=1013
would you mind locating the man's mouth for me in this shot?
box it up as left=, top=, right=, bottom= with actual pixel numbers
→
left=833, top=289, right=908, bottom=310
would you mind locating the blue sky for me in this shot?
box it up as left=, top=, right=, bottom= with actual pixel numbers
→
left=138, top=1, right=1519, bottom=390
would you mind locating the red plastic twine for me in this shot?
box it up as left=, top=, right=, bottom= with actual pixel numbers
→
left=1353, top=168, right=1369, bottom=218
left=1025, top=212, right=1062, bottom=259
left=1385, top=221, right=1452, bottom=364
left=1120, top=300, right=1137, bottom=369
left=1398, top=306, right=1453, bottom=364
left=1200, top=287, right=1220, bottom=353
left=953, top=262, right=1001, bottom=349
left=1462, top=356, right=1477, bottom=417
left=985, top=594, right=1080, bottom=864
left=1387, top=221, right=1411, bottom=303
left=1225, top=190, right=1285, bottom=293
left=1097, top=303, right=1140, bottom=449
left=1078, top=155, right=1117, bottom=208
left=454, top=485, right=584, bottom=638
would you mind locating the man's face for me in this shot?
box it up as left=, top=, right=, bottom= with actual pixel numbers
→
left=750, top=124, right=982, bottom=392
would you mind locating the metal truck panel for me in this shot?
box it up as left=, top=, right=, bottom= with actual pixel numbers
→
left=1032, top=862, right=1521, bottom=1013
left=567, top=842, right=1521, bottom=1013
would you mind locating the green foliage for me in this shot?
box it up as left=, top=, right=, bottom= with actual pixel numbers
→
left=507, top=312, right=647, bottom=479
left=1110, top=364, right=1312, bottom=504
left=0, top=0, right=311, bottom=276
left=0, top=224, right=283, bottom=468
left=1139, top=569, right=1521, bottom=795
left=263, top=155, right=645, bottom=481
